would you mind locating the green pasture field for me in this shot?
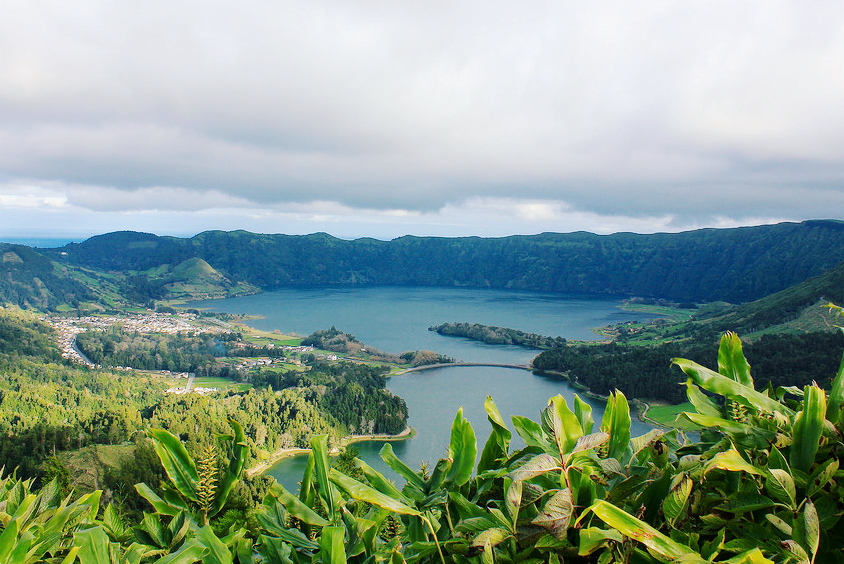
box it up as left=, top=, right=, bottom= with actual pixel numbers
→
left=192, top=376, right=252, bottom=392
left=643, top=401, right=696, bottom=429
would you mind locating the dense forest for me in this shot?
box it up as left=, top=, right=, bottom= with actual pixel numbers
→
left=533, top=330, right=844, bottom=403
left=33, top=219, right=844, bottom=305
left=76, top=327, right=240, bottom=372
left=430, top=322, right=567, bottom=349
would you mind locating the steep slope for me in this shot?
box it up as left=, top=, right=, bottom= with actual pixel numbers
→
left=46, top=220, right=844, bottom=304
left=0, top=243, right=94, bottom=309
left=693, top=259, right=844, bottom=335
left=157, top=258, right=259, bottom=299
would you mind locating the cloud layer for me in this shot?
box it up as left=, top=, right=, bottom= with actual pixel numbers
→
left=1, top=0, right=841, bottom=238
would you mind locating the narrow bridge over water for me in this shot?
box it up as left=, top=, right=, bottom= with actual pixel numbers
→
left=394, top=362, right=533, bottom=375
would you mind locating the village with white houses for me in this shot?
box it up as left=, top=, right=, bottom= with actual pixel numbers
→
left=46, top=312, right=220, bottom=366
left=44, top=312, right=321, bottom=395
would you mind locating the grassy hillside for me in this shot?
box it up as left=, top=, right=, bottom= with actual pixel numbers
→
left=152, top=257, right=260, bottom=300
left=693, top=259, right=844, bottom=336
left=45, top=220, right=844, bottom=304
left=0, top=243, right=95, bottom=309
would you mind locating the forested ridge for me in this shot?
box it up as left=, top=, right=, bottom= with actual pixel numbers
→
left=533, top=330, right=844, bottom=403
left=35, top=219, right=844, bottom=305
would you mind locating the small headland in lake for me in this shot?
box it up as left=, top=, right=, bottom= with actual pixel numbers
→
left=246, top=426, right=415, bottom=478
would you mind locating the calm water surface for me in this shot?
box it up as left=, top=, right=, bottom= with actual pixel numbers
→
left=192, top=286, right=659, bottom=490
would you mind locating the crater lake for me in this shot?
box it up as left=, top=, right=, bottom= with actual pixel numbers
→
left=191, top=286, right=659, bottom=489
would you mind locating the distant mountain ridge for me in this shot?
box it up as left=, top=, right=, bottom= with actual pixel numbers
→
left=42, top=220, right=844, bottom=304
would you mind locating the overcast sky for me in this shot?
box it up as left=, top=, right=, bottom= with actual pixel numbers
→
left=1, top=1, right=842, bottom=242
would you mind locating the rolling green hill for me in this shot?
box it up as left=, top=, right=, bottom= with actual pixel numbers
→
left=0, top=243, right=94, bottom=309
left=44, top=219, right=844, bottom=304
left=693, top=259, right=844, bottom=336
left=149, top=257, right=259, bottom=300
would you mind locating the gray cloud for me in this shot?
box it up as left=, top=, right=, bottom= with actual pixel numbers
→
left=0, top=0, right=841, bottom=234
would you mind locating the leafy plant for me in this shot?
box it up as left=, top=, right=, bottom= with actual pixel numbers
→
left=134, top=418, right=249, bottom=526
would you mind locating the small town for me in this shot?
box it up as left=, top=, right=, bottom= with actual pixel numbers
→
left=46, top=312, right=224, bottom=365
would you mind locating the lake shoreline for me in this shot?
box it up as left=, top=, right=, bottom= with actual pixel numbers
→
left=246, top=426, right=415, bottom=478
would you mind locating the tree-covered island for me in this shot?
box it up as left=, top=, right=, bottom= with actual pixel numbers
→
left=429, top=322, right=567, bottom=349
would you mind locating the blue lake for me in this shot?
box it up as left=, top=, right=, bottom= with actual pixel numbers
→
left=192, top=286, right=658, bottom=490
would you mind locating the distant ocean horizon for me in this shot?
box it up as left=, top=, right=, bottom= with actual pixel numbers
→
left=0, top=237, right=82, bottom=248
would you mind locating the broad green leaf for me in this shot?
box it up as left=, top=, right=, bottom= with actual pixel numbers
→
left=662, top=474, right=692, bottom=526
left=310, top=435, right=337, bottom=519
left=807, top=458, right=839, bottom=496
left=319, top=526, right=346, bottom=564
left=380, top=444, right=425, bottom=491
left=7, top=531, right=35, bottom=564
left=504, top=478, right=522, bottom=525
left=0, top=520, right=19, bottom=563
left=717, top=493, right=775, bottom=513
left=574, top=395, right=594, bottom=434
left=155, top=541, right=207, bottom=564
left=256, top=502, right=320, bottom=551
left=571, top=432, right=609, bottom=456
left=426, top=458, right=451, bottom=493
left=531, top=489, right=574, bottom=540
left=780, top=540, right=809, bottom=563
left=508, top=453, right=560, bottom=482
left=685, top=381, right=722, bottom=418
left=299, top=451, right=316, bottom=507
left=585, top=500, right=706, bottom=563
left=765, top=469, right=796, bottom=509
left=148, top=428, right=200, bottom=502
left=802, top=500, right=819, bottom=561
left=73, top=526, right=111, bottom=564
left=133, top=483, right=185, bottom=517
left=680, top=412, right=757, bottom=436
left=212, top=419, right=249, bottom=517
left=765, top=514, right=792, bottom=536
left=722, top=548, right=776, bottom=564
left=471, top=527, right=512, bottom=548
left=718, top=332, right=753, bottom=387
left=598, top=457, right=624, bottom=475
left=767, top=446, right=790, bottom=472
left=704, top=449, right=761, bottom=475
left=59, top=547, right=81, bottom=564
left=448, top=492, right=488, bottom=521
left=543, top=395, right=583, bottom=454
left=445, top=408, right=477, bottom=487
left=329, top=469, right=420, bottom=515
left=512, top=415, right=553, bottom=452
left=700, top=527, right=726, bottom=561
left=673, top=359, right=794, bottom=416
left=354, top=459, right=406, bottom=500
left=828, top=345, right=844, bottom=419
left=455, top=516, right=502, bottom=535
left=193, top=525, right=233, bottom=564
left=267, top=484, right=329, bottom=526
left=578, top=527, right=623, bottom=556
left=601, top=391, right=631, bottom=461
left=629, top=428, right=664, bottom=458
left=256, top=535, right=295, bottom=564
left=790, top=385, right=826, bottom=473
left=478, top=396, right=512, bottom=473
